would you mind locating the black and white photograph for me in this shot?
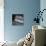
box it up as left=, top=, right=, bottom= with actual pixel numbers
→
left=12, top=14, right=24, bottom=25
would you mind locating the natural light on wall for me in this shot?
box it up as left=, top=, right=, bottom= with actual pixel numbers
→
left=0, top=0, right=4, bottom=42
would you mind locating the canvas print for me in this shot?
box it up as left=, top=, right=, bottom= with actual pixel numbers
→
left=12, top=14, right=24, bottom=25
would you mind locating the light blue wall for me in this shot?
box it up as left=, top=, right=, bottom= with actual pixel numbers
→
left=40, top=0, right=46, bottom=27
left=4, top=0, right=40, bottom=42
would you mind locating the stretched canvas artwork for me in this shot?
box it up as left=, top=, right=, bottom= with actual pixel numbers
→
left=12, top=14, right=24, bottom=25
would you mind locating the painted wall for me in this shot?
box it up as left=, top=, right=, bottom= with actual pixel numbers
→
left=4, top=0, right=40, bottom=42
left=40, top=0, right=46, bottom=26
left=0, top=0, right=4, bottom=42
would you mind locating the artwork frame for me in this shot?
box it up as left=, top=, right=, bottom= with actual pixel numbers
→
left=12, top=14, right=24, bottom=25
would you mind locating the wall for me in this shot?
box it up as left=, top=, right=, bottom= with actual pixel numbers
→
left=0, top=0, right=4, bottom=42
left=4, top=0, right=40, bottom=42
left=40, top=0, right=46, bottom=26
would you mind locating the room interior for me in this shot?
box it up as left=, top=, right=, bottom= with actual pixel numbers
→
left=0, top=0, right=46, bottom=46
